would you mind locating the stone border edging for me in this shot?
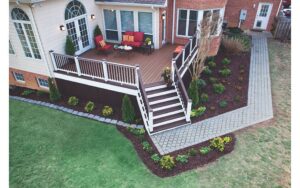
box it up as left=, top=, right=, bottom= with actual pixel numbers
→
left=10, top=96, right=143, bottom=129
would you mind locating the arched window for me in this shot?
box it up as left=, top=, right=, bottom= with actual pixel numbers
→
left=65, top=0, right=86, bottom=20
left=11, top=8, right=41, bottom=59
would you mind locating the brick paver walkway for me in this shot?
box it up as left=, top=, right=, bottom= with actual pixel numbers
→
left=150, top=34, right=273, bottom=155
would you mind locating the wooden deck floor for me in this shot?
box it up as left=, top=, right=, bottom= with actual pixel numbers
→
left=80, top=44, right=177, bottom=84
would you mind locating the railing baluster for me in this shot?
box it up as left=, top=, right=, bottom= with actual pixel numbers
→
left=103, top=61, right=108, bottom=81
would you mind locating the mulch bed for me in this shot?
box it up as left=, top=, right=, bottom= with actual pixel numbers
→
left=117, top=126, right=236, bottom=178
left=191, top=49, right=251, bottom=123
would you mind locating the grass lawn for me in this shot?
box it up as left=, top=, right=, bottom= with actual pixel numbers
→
left=10, top=39, right=290, bottom=188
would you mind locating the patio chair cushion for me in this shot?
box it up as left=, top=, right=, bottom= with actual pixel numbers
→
left=121, top=41, right=142, bottom=47
left=133, top=32, right=144, bottom=42
left=174, top=45, right=184, bottom=53
left=128, top=36, right=134, bottom=42
left=125, top=31, right=134, bottom=36
left=123, top=35, right=129, bottom=42
left=99, top=40, right=106, bottom=48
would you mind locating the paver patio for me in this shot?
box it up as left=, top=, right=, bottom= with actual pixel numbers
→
left=150, top=33, right=274, bottom=155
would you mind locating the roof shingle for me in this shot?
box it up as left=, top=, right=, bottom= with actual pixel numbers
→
left=95, top=0, right=166, bottom=6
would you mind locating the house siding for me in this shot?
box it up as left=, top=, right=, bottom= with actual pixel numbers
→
left=224, top=0, right=282, bottom=31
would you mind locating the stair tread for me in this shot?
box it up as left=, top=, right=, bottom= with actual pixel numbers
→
left=148, top=93, right=178, bottom=102
left=146, top=87, right=175, bottom=95
left=150, top=99, right=180, bottom=109
left=153, top=119, right=188, bottom=133
left=153, top=106, right=183, bottom=116
left=153, top=112, right=185, bottom=124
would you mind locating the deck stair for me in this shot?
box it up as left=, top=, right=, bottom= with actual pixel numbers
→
left=145, top=83, right=190, bottom=133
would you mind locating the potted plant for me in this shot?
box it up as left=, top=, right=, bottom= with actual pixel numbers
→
left=145, top=37, right=152, bottom=46
left=161, top=67, right=173, bottom=87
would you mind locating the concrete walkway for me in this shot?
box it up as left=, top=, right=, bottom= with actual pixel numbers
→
left=150, top=34, right=274, bottom=155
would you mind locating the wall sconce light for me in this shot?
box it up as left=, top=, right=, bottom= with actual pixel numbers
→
left=162, top=14, right=166, bottom=20
left=91, top=14, right=95, bottom=20
left=253, top=4, right=256, bottom=9
left=60, top=25, right=65, bottom=31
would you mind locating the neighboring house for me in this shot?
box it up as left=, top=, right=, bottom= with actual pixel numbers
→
left=224, top=0, right=282, bottom=31
left=8, top=0, right=228, bottom=134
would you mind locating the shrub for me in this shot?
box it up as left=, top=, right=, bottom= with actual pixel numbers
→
left=176, top=155, right=189, bottom=164
left=65, top=36, right=75, bottom=55
left=93, top=25, right=102, bottom=37
left=48, top=78, right=61, bottom=102
left=68, top=96, right=79, bottom=106
left=84, top=101, right=95, bottom=113
left=199, top=146, right=211, bottom=155
left=235, top=85, right=242, bottom=91
left=203, top=67, right=212, bottom=75
left=234, top=95, right=241, bottom=102
left=142, top=141, right=153, bottom=153
left=21, top=89, right=35, bottom=96
left=210, top=137, right=225, bottom=152
left=102, top=106, right=113, bottom=117
left=188, top=79, right=199, bottom=107
left=222, top=36, right=248, bottom=54
left=160, top=155, right=175, bottom=170
left=151, top=154, right=161, bottom=164
left=213, top=83, right=225, bottom=94
left=36, top=90, right=48, bottom=97
left=219, top=68, right=232, bottom=77
left=187, top=148, right=197, bottom=156
left=197, top=79, right=207, bottom=89
left=222, top=58, right=231, bottom=65
left=207, top=56, right=215, bottom=62
left=122, top=95, right=136, bottom=123
left=191, top=106, right=206, bottom=118
left=208, top=61, right=216, bottom=69
left=209, top=77, right=218, bottom=84
left=223, top=136, right=232, bottom=144
left=238, top=76, right=244, bottom=82
left=127, top=127, right=146, bottom=136
left=219, top=100, right=228, bottom=108
left=200, top=93, right=209, bottom=103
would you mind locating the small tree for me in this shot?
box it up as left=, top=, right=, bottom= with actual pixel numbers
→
left=48, top=78, right=61, bottom=102
left=122, top=95, right=136, bottom=123
left=188, top=79, right=199, bottom=107
left=65, top=36, right=75, bottom=55
left=93, top=25, right=102, bottom=37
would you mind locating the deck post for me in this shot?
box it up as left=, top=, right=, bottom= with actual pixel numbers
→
left=182, top=48, right=185, bottom=64
left=171, top=60, right=176, bottom=82
left=102, top=61, right=108, bottom=82
left=135, top=64, right=140, bottom=88
left=49, top=50, right=57, bottom=70
left=149, top=110, right=153, bottom=132
left=74, top=56, right=81, bottom=76
left=189, top=38, right=193, bottom=54
left=186, top=99, right=192, bottom=122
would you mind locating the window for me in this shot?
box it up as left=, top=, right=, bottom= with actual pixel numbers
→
left=259, top=5, right=269, bottom=17
left=211, top=10, right=220, bottom=35
left=121, top=11, right=134, bottom=32
left=103, top=9, right=118, bottom=41
left=9, top=40, right=15, bottom=54
left=11, top=8, right=41, bottom=59
left=13, top=72, right=25, bottom=82
left=177, top=9, right=198, bottom=37
left=65, top=0, right=86, bottom=20
left=37, top=78, right=49, bottom=88
left=138, top=12, right=153, bottom=40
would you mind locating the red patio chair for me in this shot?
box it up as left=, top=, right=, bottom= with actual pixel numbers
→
left=94, top=35, right=113, bottom=55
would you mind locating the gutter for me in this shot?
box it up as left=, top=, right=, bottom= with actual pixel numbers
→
left=95, top=1, right=167, bottom=8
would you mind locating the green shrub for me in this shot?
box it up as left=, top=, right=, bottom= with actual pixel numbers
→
left=36, top=90, right=48, bottom=97
left=65, top=36, right=75, bottom=55
left=151, top=154, right=161, bottom=164
left=207, top=56, right=215, bottom=62
left=84, top=101, right=95, bottom=113
left=187, top=148, right=197, bottom=156
left=21, top=89, right=35, bottom=96
left=93, top=25, right=102, bottom=37
left=191, top=106, right=206, bottom=118
left=203, top=67, right=212, bottom=75
left=208, top=61, right=216, bottom=69
left=234, top=95, right=241, bottom=102
left=222, top=58, right=231, bottom=65
left=188, top=79, right=199, bottom=107
left=102, top=105, right=113, bottom=117
left=199, top=146, right=211, bottom=155
left=200, top=93, right=209, bottom=103
left=68, top=96, right=79, bottom=106
left=213, top=83, right=225, bottom=94
left=142, top=141, right=153, bottom=153
left=197, top=79, right=207, bottom=89
left=48, top=78, right=61, bottom=102
left=210, top=137, right=225, bottom=152
left=209, top=77, right=218, bottom=84
left=122, top=95, right=136, bottom=123
left=127, top=127, right=145, bottom=136
left=160, top=155, right=175, bottom=170
left=219, top=68, right=232, bottom=77
left=223, top=136, right=232, bottom=144
left=219, top=100, right=228, bottom=108
left=176, top=155, right=189, bottom=164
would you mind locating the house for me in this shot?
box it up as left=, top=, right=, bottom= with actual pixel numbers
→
left=9, top=0, right=229, bottom=134
left=224, top=0, right=283, bottom=31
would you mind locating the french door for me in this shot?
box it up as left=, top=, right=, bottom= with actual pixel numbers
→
left=253, top=3, right=273, bottom=30
left=66, top=16, right=90, bottom=55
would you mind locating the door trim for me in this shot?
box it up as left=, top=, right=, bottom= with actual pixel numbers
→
left=253, top=2, right=273, bottom=30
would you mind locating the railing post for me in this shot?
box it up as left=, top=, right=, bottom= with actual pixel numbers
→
left=102, top=61, right=108, bottom=82
left=182, top=48, right=185, bottom=63
left=49, top=50, right=57, bottom=70
left=189, top=38, right=193, bottom=53
left=149, top=110, right=153, bottom=132
left=171, top=60, right=176, bottom=82
left=74, top=56, right=81, bottom=76
left=135, top=64, right=140, bottom=88
left=186, top=99, right=192, bottom=122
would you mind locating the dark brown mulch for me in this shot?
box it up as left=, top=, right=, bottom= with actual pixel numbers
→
left=192, top=49, right=251, bottom=123
left=117, top=126, right=235, bottom=178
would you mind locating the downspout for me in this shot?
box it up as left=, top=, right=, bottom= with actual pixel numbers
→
left=172, top=0, right=176, bottom=44
left=276, top=0, right=283, bottom=16
left=28, top=4, right=54, bottom=78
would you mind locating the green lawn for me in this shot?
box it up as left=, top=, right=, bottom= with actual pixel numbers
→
left=10, top=39, right=290, bottom=188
